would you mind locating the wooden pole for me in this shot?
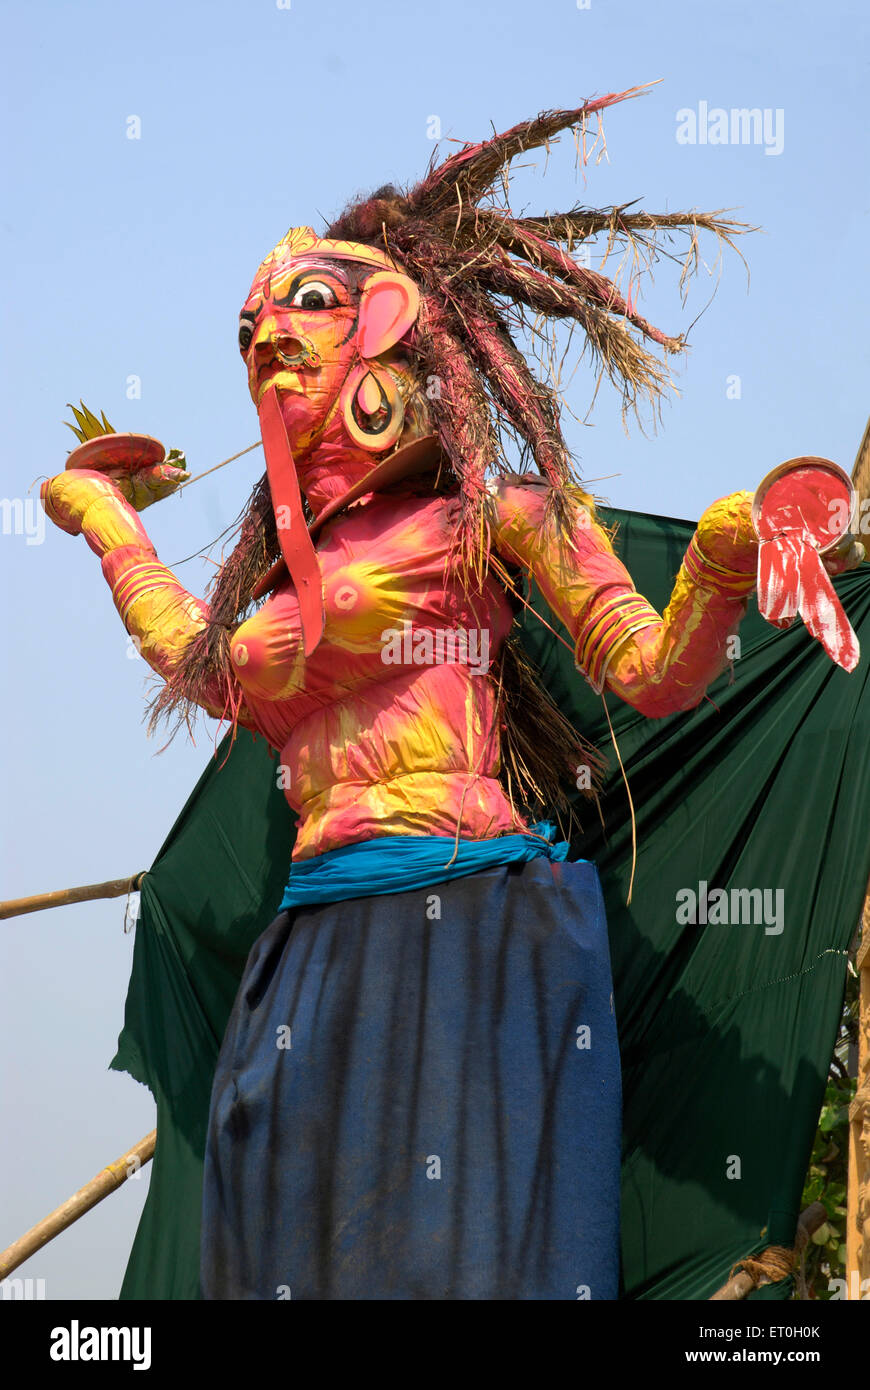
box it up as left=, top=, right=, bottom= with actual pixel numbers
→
left=846, top=922, right=870, bottom=1299
left=709, top=1203, right=827, bottom=1300
left=0, top=1130, right=156, bottom=1280
left=846, top=427, right=870, bottom=1299
left=0, top=873, right=145, bottom=920
left=850, top=416, right=870, bottom=504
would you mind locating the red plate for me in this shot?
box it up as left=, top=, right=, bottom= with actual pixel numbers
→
left=751, top=456, right=854, bottom=554
left=65, top=432, right=166, bottom=473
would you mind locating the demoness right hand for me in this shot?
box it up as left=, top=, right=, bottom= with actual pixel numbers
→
left=40, top=460, right=186, bottom=538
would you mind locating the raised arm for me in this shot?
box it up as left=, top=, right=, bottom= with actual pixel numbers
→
left=491, top=475, right=758, bottom=718
left=40, top=466, right=250, bottom=725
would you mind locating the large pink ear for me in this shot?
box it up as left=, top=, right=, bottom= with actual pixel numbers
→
left=357, top=271, right=420, bottom=358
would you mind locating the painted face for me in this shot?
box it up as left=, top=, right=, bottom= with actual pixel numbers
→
left=239, top=227, right=425, bottom=555
left=239, top=228, right=423, bottom=469
left=239, top=251, right=366, bottom=457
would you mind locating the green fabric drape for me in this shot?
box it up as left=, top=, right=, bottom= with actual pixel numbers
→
left=111, top=507, right=870, bottom=1300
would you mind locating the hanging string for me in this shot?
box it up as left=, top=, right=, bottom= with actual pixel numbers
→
left=169, top=441, right=263, bottom=568
left=170, top=517, right=247, bottom=569
left=600, top=693, right=638, bottom=905
left=486, top=552, right=639, bottom=896
left=123, top=887, right=140, bottom=934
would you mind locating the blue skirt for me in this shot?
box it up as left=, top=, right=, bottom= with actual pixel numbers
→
left=200, top=857, right=622, bottom=1300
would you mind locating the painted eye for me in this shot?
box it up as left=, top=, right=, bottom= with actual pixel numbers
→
left=238, top=320, right=255, bottom=352
left=290, top=280, right=337, bottom=310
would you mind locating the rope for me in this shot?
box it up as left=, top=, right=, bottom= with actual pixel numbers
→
left=729, top=1246, right=797, bottom=1287
left=168, top=441, right=264, bottom=567
left=601, top=694, right=638, bottom=905
left=176, top=440, right=262, bottom=490
left=710, top=1203, right=827, bottom=1299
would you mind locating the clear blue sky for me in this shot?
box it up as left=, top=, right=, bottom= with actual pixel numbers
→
left=1, top=0, right=867, bottom=1300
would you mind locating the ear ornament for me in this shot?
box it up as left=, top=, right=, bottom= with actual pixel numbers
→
left=340, top=363, right=405, bottom=450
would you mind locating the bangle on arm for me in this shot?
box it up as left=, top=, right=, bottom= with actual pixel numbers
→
left=683, top=533, right=757, bottom=599
left=575, top=590, right=663, bottom=694
left=573, top=528, right=756, bottom=696
left=108, top=554, right=174, bottom=628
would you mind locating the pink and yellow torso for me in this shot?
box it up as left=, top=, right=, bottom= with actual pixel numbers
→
left=228, top=489, right=519, bottom=859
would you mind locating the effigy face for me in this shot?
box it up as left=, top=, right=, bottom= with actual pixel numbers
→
left=239, top=226, right=421, bottom=462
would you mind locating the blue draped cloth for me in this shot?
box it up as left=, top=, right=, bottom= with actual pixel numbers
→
left=203, top=855, right=622, bottom=1300
left=278, top=820, right=571, bottom=911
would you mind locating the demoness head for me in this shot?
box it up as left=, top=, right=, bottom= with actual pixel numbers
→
left=239, top=226, right=425, bottom=497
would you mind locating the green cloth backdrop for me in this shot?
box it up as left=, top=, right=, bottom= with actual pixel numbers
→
left=111, top=507, right=870, bottom=1299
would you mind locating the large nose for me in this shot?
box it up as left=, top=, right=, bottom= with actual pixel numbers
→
left=250, top=314, right=280, bottom=365
left=246, top=315, right=284, bottom=401
left=251, top=315, right=315, bottom=367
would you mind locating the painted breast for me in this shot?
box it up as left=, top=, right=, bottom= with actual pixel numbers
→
left=228, top=491, right=515, bottom=733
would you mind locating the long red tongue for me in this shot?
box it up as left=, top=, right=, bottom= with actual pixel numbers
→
left=258, top=388, right=324, bottom=656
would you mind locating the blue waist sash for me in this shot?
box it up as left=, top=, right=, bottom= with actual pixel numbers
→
left=279, top=821, right=573, bottom=912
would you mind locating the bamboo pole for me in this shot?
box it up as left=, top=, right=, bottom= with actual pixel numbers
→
left=846, top=925, right=870, bottom=1298
left=0, top=873, right=145, bottom=920
left=846, top=430, right=870, bottom=1298
left=709, top=1203, right=827, bottom=1300
left=850, top=416, right=870, bottom=504
left=0, top=1131, right=156, bottom=1280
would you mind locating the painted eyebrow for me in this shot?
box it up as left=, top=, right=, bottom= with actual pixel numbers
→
left=271, top=267, right=348, bottom=307
left=239, top=264, right=352, bottom=322
left=288, top=259, right=350, bottom=278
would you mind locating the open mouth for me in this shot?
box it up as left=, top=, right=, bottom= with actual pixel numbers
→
left=256, top=368, right=302, bottom=404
